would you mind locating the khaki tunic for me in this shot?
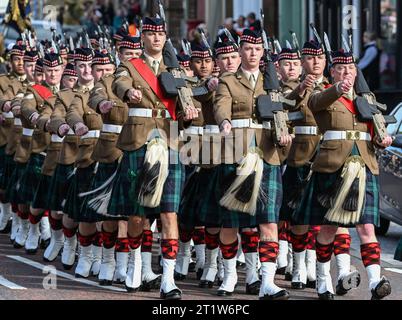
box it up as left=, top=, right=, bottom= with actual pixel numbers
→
left=112, top=55, right=183, bottom=151
left=308, top=84, right=379, bottom=175
left=66, top=91, right=103, bottom=168
left=88, top=74, right=128, bottom=163
left=213, top=69, right=281, bottom=165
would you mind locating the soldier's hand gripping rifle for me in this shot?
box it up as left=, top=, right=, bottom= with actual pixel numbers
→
left=256, top=9, right=300, bottom=144
left=157, top=0, right=206, bottom=119
left=340, top=33, right=396, bottom=141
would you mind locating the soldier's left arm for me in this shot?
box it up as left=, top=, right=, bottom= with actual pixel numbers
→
left=213, top=79, right=233, bottom=126
left=36, top=100, right=54, bottom=132
left=66, top=95, right=85, bottom=130
left=20, top=89, right=40, bottom=122
left=88, top=80, right=109, bottom=112
left=112, top=63, right=135, bottom=102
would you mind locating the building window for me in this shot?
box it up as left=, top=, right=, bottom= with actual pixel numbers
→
left=379, top=0, right=398, bottom=89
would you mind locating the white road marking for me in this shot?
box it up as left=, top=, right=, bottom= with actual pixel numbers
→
left=384, top=268, right=402, bottom=274
left=0, top=275, right=27, bottom=290
left=7, top=255, right=127, bottom=293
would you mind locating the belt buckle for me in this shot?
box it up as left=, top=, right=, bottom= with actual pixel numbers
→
left=153, top=109, right=164, bottom=118
left=346, top=130, right=360, bottom=141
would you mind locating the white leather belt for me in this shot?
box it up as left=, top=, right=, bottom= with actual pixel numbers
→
left=14, top=118, right=22, bottom=126
left=323, top=130, right=371, bottom=141
left=102, top=124, right=123, bottom=134
left=128, top=108, right=171, bottom=119
left=204, top=125, right=220, bottom=134
left=51, top=134, right=65, bottom=143
left=231, top=119, right=271, bottom=130
left=3, top=112, right=14, bottom=119
left=184, top=126, right=204, bottom=136
left=294, top=126, right=318, bottom=135
left=22, top=128, right=34, bottom=137
left=81, top=130, right=100, bottom=140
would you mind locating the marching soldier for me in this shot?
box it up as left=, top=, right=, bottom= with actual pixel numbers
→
left=0, top=42, right=30, bottom=235
left=2, top=45, right=39, bottom=247
left=212, top=28, right=292, bottom=300
left=293, top=49, right=393, bottom=300
left=175, top=41, right=215, bottom=282
left=63, top=50, right=107, bottom=279
left=20, top=51, right=63, bottom=254
left=276, top=47, right=302, bottom=279
left=43, top=47, right=94, bottom=267
left=110, top=16, right=197, bottom=299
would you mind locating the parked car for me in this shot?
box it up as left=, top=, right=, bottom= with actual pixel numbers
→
left=0, top=19, right=64, bottom=47
left=377, top=103, right=402, bottom=235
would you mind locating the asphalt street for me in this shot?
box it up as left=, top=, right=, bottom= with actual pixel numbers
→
left=0, top=224, right=401, bottom=300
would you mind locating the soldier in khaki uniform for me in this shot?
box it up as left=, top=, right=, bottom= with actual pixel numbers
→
left=110, top=17, right=197, bottom=299
left=21, top=52, right=64, bottom=254
left=0, top=43, right=29, bottom=235
left=85, top=35, right=161, bottom=288
left=175, top=42, right=214, bottom=283
left=2, top=47, right=40, bottom=247
left=63, top=51, right=109, bottom=279
left=212, top=29, right=292, bottom=300
left=43, top=48, right=94, bottom=268
left=293, top=49, right=393, bottom=300
left=275, top=47, right=303, bottom=282
left=283, top=42, right=355, bottom=295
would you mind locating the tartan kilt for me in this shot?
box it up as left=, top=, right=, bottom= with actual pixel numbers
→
left=31, top=174, right=52, bottom=210
left=64, top=163, right=97, bottom=221
left=48, top=163, right=75, bottom=212
left=196, top=166, right=223, bottom=228
left=202, top=162, right=283, bottom=229
left=79, top=161, right=121, bottom=222
left=178, top=166, right=210, bottom=229
left=0, top=154, right=16, bottom=191
left=279, top=164, right=311, bottom=222
left=107, top=146, right=185, bottom=218
left=395, top=238, right=402, bottom=262
left=5, top=162, right=28, bottom=204
left=292, top=169, right=380, bottom=227
left=18, top=153, right=45, bottom=204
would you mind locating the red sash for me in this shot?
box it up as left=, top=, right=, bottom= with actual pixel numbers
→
left=324, top=84, right=374, bottom=138
left=129, top=58, right=177, bottom=120
left=31, top=84, right=53, bottom=100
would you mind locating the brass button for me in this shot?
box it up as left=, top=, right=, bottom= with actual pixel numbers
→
left=156, top=101, right=160, bottom=106
left=137, top=85, right=142, bottom=89
left=333, top=107, right=337, bottom=111
left=234, top=100, right=238, bottom=104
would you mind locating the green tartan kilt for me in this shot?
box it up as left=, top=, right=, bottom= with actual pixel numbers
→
left=394, top=238, right=402, bottom=262
left=48, top=163, right=75, bottom=212
left=292, top=169, right=380, bottom=227
left=79, top=161, right=121, bottom=223
left=279, top=164, right=311, bottom=222
left=18, top=153, right=45, bottom=205
left=64, top=163, right=97, bottom=221
left=31, top=174, right=52, bottom=210
left=202, top=162, right=282, bottom=229
left=0, top=145, right=6, bottom=184
left=178, top=166, right=211, bottom=229
left=107, top=146, right=185, bottom=218
left=5, top=162, right=28, bottom=205
left=0, top=153, right=16, bottom=192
